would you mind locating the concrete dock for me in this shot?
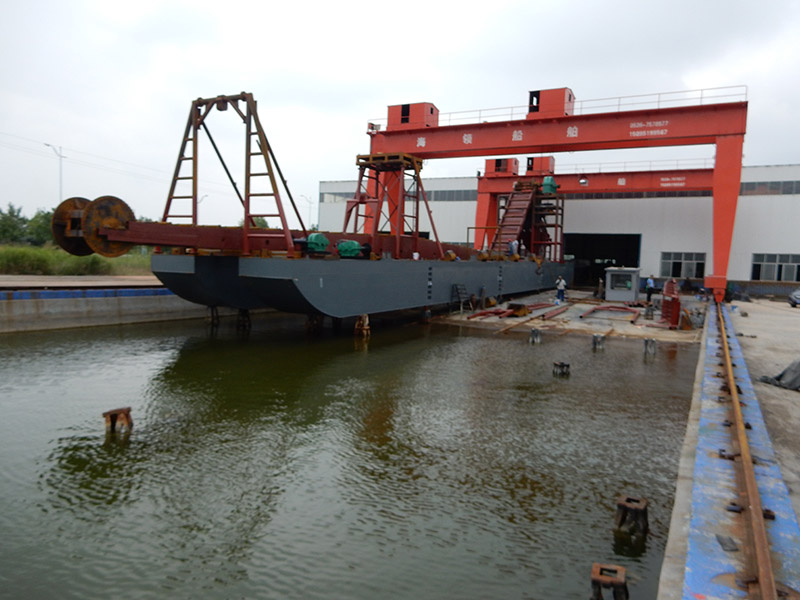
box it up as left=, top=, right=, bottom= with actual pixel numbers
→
left=0, top=275, right=232, bottom=333
left=444, top=288, right=706, bottom=343
left=0, top=274, right=163, bottom=289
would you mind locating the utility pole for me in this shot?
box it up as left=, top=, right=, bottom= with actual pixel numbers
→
left=44, top=143, right=65, bottom=202
left=299, top=194, right=314, bottom=229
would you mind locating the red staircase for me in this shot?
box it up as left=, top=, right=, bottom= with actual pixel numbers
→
left=492, top=190, right=534, bottom=254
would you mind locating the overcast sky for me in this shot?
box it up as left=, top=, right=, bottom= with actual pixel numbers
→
left=1, top=0, right=798, bottom=228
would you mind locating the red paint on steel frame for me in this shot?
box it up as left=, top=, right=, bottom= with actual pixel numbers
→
left=369, top=88, right=747, bottom=299
left=709, top=135, right=745, bottom=302
left=371, top=102, right=746, bottom=158
left=478, top=168, right=714, bottom=195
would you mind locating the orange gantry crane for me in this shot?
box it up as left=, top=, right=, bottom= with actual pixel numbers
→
left=364, top=87, right=747, bottom=301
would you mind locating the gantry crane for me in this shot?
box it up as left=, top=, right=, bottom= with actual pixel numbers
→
left=363, top=87, right=747, bottom=301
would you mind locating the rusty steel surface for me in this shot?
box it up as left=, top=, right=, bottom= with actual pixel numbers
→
left=51, top=196, right=93, bottom=256
left=579, top=305, right=640, bottom=322
left=540, top=304, right=570, bottom=320
left=717, top=305, right=778, bottom=598
left=53, top=196, right=474, bottom=261
left=81, top=195, right=136, bottom=257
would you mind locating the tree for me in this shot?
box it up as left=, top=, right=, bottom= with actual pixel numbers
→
left=0, top=203, right=27, bottom=244
left=239, top=216, right=269, bottom=228
left=25, top=209, right=54, bottom=246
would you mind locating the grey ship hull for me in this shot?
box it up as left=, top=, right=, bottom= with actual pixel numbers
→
left=151, top=254, right=573, bottom=318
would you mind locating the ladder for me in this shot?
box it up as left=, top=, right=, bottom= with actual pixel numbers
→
left=161, top=93, right=304, bottom=256
left=492, top=190, right=535, bottom=254
left=452, top=283, right=470, bottom=313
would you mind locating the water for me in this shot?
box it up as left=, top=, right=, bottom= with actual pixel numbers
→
left=0, top=315, right=697, bottom=599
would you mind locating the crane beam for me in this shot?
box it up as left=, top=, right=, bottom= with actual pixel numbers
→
left=369, top=103, right=746, bottom=159
left=478, top=168, right=714, bottom=195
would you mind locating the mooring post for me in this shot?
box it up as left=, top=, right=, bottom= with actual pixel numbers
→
left=355, top=314, right=370, bottom=338
left=102, top=407, right=133, bottom=433
left=305, top=314, right=324, bottom=334
left=592, top=333, right=605, bottom=350
left=422, top=306, right=432, bottom=324
left=590, top=563, right=629, bottom=600
left=552, top=361, right=570, bottom=376
left=236, top=308, right=251, bottom=331
left=615, top=495, right=649, bottom=535
left=529, top=328, right=542, bottom=344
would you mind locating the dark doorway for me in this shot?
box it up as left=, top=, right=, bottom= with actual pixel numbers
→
left=565, top=233, right=641, bottom=287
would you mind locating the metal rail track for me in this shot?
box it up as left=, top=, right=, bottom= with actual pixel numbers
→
left=716, top=305, right=778, bottom=599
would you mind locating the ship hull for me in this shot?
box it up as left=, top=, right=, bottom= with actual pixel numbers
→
left=151, top=254, right=573, bottom=318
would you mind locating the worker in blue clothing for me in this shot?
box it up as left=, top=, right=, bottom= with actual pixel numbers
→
left=646, top=274, right=656, bottom=303
left=556, top=275, right=566, bottom=303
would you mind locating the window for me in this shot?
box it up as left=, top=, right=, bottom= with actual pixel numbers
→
left=740, top=180, right=800, bottom=195
left=565, top=191, right=712, bottom=200
left=427, top=189, right=477, bottom=202
left=320, top=192, right=354, bottom=203
left=751, top=253, right=800, bottom=281
left=610, top=273, right=633, bottom=290
left=660, top=252, right=705, bottom=279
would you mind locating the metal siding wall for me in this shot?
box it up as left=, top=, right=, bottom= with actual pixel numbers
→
left=563, top=197, right=713, bottom=279
left=320, top=165, right=800, bottom=281
left=728, top=195, right=800, bottom=281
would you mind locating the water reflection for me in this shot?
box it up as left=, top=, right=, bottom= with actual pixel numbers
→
left=614, top=529, right=649, bottom=558
left=9, top=320, right=698, bottom=598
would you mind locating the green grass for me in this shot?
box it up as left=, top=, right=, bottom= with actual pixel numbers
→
left=0, top=245, right=152, bottom=276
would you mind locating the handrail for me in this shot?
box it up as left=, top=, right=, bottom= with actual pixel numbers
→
left=553, top=157, right=716, bottom=174
left=368, top=85, right=747, bottom=130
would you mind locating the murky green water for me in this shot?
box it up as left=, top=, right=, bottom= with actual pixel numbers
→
left=0, top=315, right=696, bottom=599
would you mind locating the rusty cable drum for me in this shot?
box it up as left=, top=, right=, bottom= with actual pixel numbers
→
left=51, top=197, right=94, bottom=256
left=81, top=195, right=136, bottom=257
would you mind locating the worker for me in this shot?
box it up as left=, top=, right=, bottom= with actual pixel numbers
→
left=594, top=277, right=605, bottom=299
left=556, top=275, right=567, bottom=303
left=646, top=274, right=656, bottom=303
left=508, top=239, right=519, bottom=256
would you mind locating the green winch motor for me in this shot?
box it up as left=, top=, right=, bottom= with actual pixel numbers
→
left=306, top=232, right=329, bottom=254
left=542, top=176, right=559, bottom=194
left=336, top=239, right=362, bottom=258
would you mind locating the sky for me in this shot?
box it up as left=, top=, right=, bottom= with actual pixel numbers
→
left=1, top=0, right=799, bottom=228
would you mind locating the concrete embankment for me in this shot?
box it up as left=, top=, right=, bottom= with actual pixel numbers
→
left=658, top=298, right=800, bottom=597
left=0, top=275, right=227, bottom=333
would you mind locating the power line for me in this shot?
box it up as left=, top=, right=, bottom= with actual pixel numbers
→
left=0, top=131, right=238, bottom=190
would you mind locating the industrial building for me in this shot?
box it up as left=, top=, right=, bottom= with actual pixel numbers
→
left=319, top=163, right=800, bottom=290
